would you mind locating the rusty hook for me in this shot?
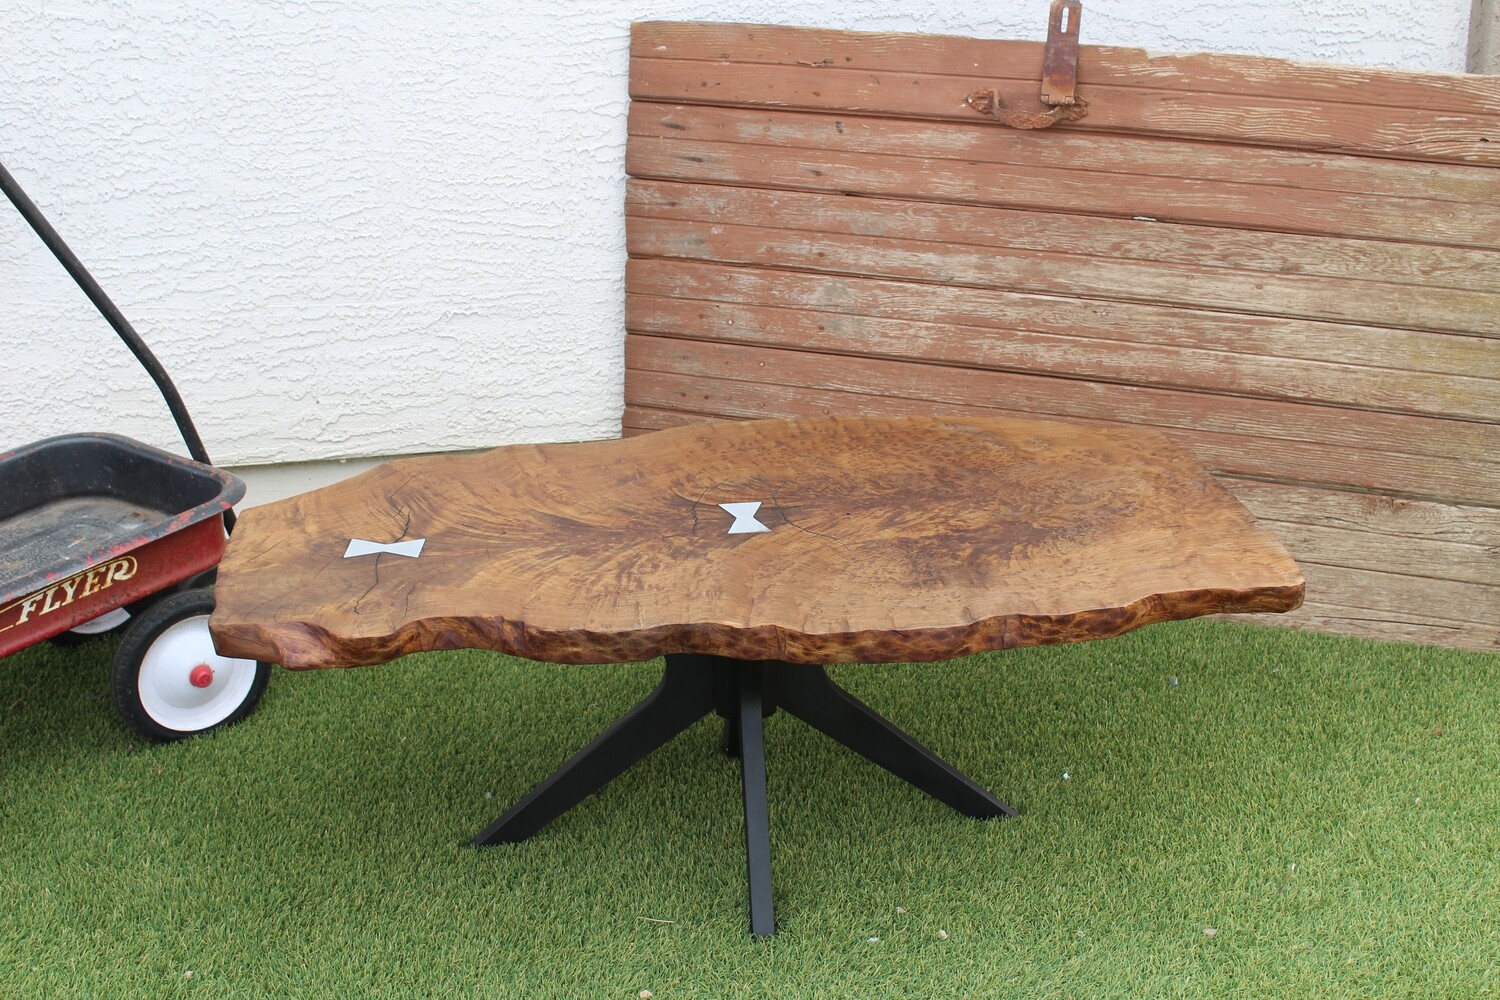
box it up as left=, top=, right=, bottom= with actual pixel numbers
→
left=965, top=90, right=1088, bottom=130
left=967, top=0, right=1087, bottom=130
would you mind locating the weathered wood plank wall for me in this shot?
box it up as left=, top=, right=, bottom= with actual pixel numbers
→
left=622, top=21, right=1500, bottom=651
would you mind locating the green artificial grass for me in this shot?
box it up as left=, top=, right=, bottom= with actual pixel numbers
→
left=0, top=620, right=1495, bottom=998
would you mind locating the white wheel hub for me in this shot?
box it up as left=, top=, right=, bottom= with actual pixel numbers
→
left=137, top=614, right=259, bottom=732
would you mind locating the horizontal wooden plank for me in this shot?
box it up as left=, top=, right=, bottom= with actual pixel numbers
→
left=1219, top=480, right=1500, bottom=588
left=1225, top=480, right=1500, bottom=547
left=622, top=344, right=1500, bottom=504
left=627, top=132, right=1500, bottom=253
left=626, top=259, right=1500, bottom=382
left=627, top=215, right=1500, bottom=337
left=629, top=55, right=1499, bottom=164
left=626, top=292, right=1499, bottom=422
left=625, top=336, right=1496, bottom=466
left=1234, top=607, right=1498, bottom=651
left=1291, top=562, right=1500, bottom=629
left=630, top=104, right=1500, bottom=215
left=1255, top=522, right=1496, bottom=588
left=632, top=22, right=1500, bottom=117
left=627, top=176, right=1500, bottom=294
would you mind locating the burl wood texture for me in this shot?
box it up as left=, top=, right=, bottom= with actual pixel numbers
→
left=623, top=21, right=1500, bottom=651
left=209, top=416, right=1302, bottom=670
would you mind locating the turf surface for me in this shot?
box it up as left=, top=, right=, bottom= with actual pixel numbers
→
left=1, top=620, right=1495, bottom=997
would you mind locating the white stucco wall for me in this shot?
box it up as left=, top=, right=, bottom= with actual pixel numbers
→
left=1, top=1, right=1474, bottom=478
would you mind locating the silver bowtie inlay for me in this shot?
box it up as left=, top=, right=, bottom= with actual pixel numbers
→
left=718, top=502, right=771, bottom=535
left=344, top=538, right=427, bottom=559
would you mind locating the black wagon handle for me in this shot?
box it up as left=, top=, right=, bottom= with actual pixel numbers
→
left=0, top=157, right=235, bottom=533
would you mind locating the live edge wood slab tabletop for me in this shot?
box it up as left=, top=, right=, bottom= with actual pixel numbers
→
left=211, top=414, right=1301, bottom=668
left=209, top=414, right=1303, bottom=937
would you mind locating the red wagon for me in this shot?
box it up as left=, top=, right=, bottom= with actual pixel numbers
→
left=1, top=160, right=270, bottom=741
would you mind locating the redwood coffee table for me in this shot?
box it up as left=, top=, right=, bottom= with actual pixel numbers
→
left=210, top=415, right=1303, bottom=937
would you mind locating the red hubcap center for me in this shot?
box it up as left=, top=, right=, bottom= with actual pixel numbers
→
left=189, top=664, right=215, bottom=688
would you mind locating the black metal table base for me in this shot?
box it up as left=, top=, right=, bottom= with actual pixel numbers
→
left=472, top=654, right=1016, bottom=938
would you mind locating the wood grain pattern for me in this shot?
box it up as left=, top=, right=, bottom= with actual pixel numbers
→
left=625, top=291, right=1499, bottom=421
left=626, top=259, right=1498, bottom=380
left=620, top=410, right=1498, bottom=650
left=627, top=104, right=1500, bottom=210
left=625, top=338, right=1500, bottom=503
left=1226, top=480, right=1500, bottom=548
left=630, top=22, right=1500, bottom=117
left=209, top=416, right=1302, bottom=670
left=627, top=102, right=1500, bottom=208
left=628, top=25, right=1500, bottom=165
left=627, top=126, right=1500, bottom=251
left=621, top=397, right=1497, bottom=504
left=627, top=179, right=1500, bottom=292
left=628, top=214, right=1500, bottom=336
left=1235, top=605, right=1499, bottom=651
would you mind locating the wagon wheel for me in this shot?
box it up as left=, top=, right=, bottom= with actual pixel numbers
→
left=111, top=588, right=270, bottom=743
left=51, top=574, right=216, bottom=647
left=47, top=608, right=130, bottom=646
left=49, top=603, right=139, bottom=646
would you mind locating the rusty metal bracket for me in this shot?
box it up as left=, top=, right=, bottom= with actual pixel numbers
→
left=1040, top=0, right=1082, bottom=106
left=966, top=0, right=1088, bottom=130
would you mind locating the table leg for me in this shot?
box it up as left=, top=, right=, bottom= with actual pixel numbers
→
left=771, top=662, right=1017, bottom=819
left=735, top=663, right=776, bottom=939
left=471, top=654, right=1011, bottom=939
left=471, top=653, right=716, bottom=846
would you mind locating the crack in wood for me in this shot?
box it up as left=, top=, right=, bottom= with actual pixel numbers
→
left=351, top=506, right=414, bottom=616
